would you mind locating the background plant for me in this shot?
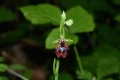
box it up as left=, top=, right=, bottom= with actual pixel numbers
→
left=0, top=0, right=120, bottom=80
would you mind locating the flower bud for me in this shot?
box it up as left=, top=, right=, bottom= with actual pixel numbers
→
left=65, top=19, right=73, bottom=26
left=61, top=11, right=66, bottom=20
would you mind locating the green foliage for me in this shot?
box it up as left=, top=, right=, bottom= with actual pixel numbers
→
left=60, top=0, right=118, bottom=15
left=106, top=78, right=114, bottom=80
left=76, top=70, right=93, bottom=79
left=81, top=45, right=120, bottom=73
left=20, top=4, right=95, bottom=49
left=60, top=0, right=89, bottom=9
left=1, top=0, right=120, bottom=80
left=92, top=45, right=120, bottom=59
left=96, top=24, right=120, bottom=49
left=66, top=6, right=95, bottom=33
left=10, top=64, right=27, bottom=71
left=0, top=8, right=15, bottom=23
left=0, top=57, right=9, bottom=79
left=0, top=57, right=7, bottom=73
left=0, top=56, right=3, bottom=62
left=111, top=0, right=120, bottom=5
left=20, top=4, right=61, bottom=25
left=10, top=64, right=32, bottom=79
left=0, top=76, right=9, bottom=80
left=58, top=72, right=73, bottom=80
left=23, top=70, right=33, bottom=79
left=45, top=28, right=78, bottom=49
left=0, top=22, right=28, bottom=44
left=88, top=0, right=117, bottom=14
left=49, top=72, right=73, bottom=80
left=97, top=57, right=119, bottom=80
left=115, top=14, right=120, bottom=22
left=81, top=45, right=120, bottom=80
left=0, top=64, right=8, bottom=72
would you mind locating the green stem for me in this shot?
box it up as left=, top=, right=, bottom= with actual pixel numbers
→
left=73, top=45, right=84, bottom=74
left=53, top=58, right=60, bottom=80
left=55, top=74, right=58, bottom=80
left=63, top=27, right=65, bottom=38
left=60, top=11, right=66, bottom=39
left=53, top=58, right=56, bottom=75
left=60, top=20, right=65, bottom=38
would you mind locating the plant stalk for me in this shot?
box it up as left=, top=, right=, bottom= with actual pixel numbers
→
left=55, top=74, right=58, bottom=80
left=53, top=58, right=60, bottom=80
left=73, top=45, right=84, bottom=74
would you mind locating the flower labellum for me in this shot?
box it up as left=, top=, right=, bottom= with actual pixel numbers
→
left=55, top=38, right=69, bottom=58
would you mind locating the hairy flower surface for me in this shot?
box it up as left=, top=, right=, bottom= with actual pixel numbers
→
left=55, top=39, right=69, bottom=58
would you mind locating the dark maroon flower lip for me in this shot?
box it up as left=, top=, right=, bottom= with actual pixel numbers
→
left=55, top=39, right=69, bottom=58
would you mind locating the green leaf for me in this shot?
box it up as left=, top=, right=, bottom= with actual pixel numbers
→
left=0, top=56, right=3, bottom=62
left=0, top=22, right=28, bottom=44
left=66, top=6, right=95, bottom=33
left=10, top=64, right=26, bottom=71
left=105, top=78, right=114, bottom=80
left=10, top=64, right=32, bottom=79
left=115, top=14, right=120, bottom=22
left=59, top=72, right=73, bottom=80
left=97, top=57, right=119, bottom=80
left=60, top=0, right=89, bottom=9
left=20, top=4, right=61, bottom=25
left=96, top=24, right=120, bottom=49
left=89, top=0, right=118, bottom=15
left=81, top=44, right=120, bottom=74
left=93, top=45, right=120, bottom=60
left=111, top=0, right=120, bottom=5
left=61, top=0, right=118, bottom=15
left=0, top=76, right=9, bottom=80
left=45, top=28, right=79, bottom=49
left=0, top=8, right=15, bottom=23
left=0, top=64, right=8, bottom=72
left=23, top=70, right=32, bottom=79
left=76, top=70, right=93, bottom=80
left=49, top=72, right=73, bottom=80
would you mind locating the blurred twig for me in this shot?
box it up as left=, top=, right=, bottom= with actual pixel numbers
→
left=7, top=69, right=29, bottom=80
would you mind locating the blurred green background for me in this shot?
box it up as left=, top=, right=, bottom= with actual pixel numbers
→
left=0, top=0, right=120, bottom=80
